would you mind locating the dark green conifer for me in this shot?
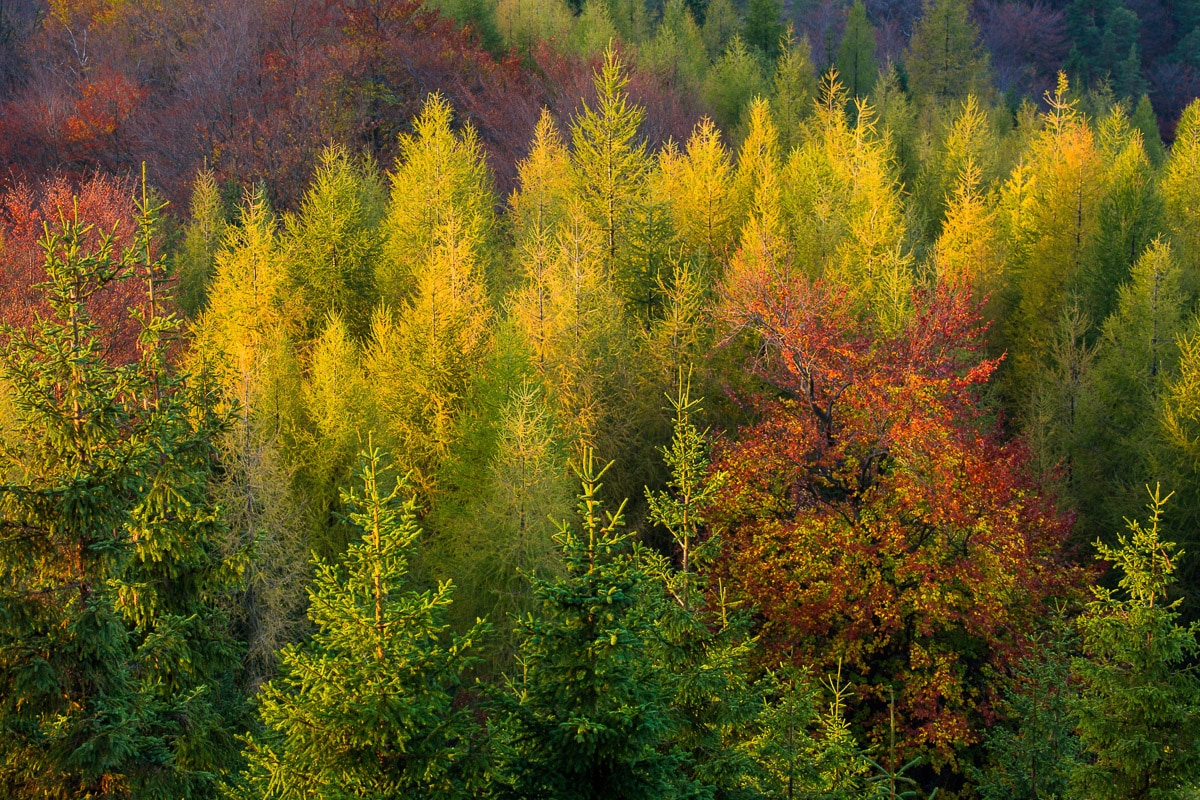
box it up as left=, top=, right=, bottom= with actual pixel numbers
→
left=0, top=190, right=240, bottom=799
left=491, top=450, right=697, bottom=800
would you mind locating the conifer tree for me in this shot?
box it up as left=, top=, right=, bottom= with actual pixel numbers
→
left=490, top=450, right=696, bottom=800
left=570, top=47, right=651, bottom=300
left=997, top=75, right=1106, bottom=410
left=644, top=379, right=762, bottom=796
left=175, top=167, right=228, bottom=317
left=655, top=117, right=739, bottom=270
left=836, top=0, right=878, bottom=100
left=237, top=448, right=488, bottom=799
left=743, top=0, right=784, bottom=59
left=378, top=94, right=498, bottom=304
left=905, top=0, right=990, bottom=103
left=702, top=0, right=740, bottom=59
left=640, top=0, right=708, bottom=95
left=1086, top=104, right=1162, bottom=327
left=1132, top=94, right=1166, bottom=166
left=366, top=211, right=493, bottom=498
left=434, top=380, right=573, bottom=657
left=1163, top=99, right=1200, bottom=300
left=571, top=0, right=620, bottom=57
left=771, top=29, right=818, bottom=154
left=0, top=195, right=239, bottom=798
left=1071, top=487, right=1200, bottom=800
left=974, top=612, right=1081, bottom=800
left=297, top=314, right=371, bottom=557
left=282, top=146, right=384, bottom=340
left=1076, top=239, right=1184, bottom=533
left=191, top=188, right=309, bottom=681
left=704, top=35, right=768, bottom=130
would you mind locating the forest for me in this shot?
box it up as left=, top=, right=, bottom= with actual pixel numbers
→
left=1, top=0, right=1200, bottom=797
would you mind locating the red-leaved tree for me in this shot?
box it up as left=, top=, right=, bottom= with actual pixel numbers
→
left=712, top=262, right=1083, bottom=763
left=0, top=175, right=147, bottom=362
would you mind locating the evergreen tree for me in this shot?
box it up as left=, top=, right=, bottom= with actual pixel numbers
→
left=656, top=117, right=739, bottom=271
left=378, top=94, right=498, bottom=304
left=1163, top=100, right=1200, bottom=301
left=175, top=167, right=228, bottom=318
left=704, top=35, right=768, bottom=131
left=973, top=611, right=1081, bottom=800
left=835, top=0, right=878, bottom=100
left=191, top=187, right=309, bottom=681
left=1072, top=487, right=1200, bottom=800
left=644, top=379, right=761, bottom=797
left=702, top=0, right=740, bottom=59
left=905, top=0, right=990, bottom=103
left=771, top=28, right=819, bottom=153
left=570, top=47, right=650, bottom=290
left=743, top=0, right=784, bottom=59
left=490, top=450, right=696, bottom=800
left=236, top=448, right=488, bottom=799
left=1131, top=94, right=1166, bottom=166
left=0, top=195, right=239, bottom=798
left=366, top=211, right=493, bottom=498
left=282, top=146, right=384, bottom=341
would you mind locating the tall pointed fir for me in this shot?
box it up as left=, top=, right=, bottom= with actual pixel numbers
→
left=191, top=187, right=309, bottom=684
left=491, top=450, right=697, bottom=800
left=0, top=191, right=240, bottom=798
left=835, top=0, right=878, bottom=100
left=644, top=379, right=762, bottom=797
left=1071, top=488, right=1200, bottom=800
left=771, top=29, right=819, bottom=154
left=175, top=167, right=228, bottom=318
left=904, top=0, right=990, bottom=104
left=282, top=145, right=384, bottom=341
left=570, top=46, right=650, bottom=306
left=378, top=94, right=499, bottom=303
left=236, top=449, right=488, bottom=799
left=1163, top=99, right=1200, bottom=301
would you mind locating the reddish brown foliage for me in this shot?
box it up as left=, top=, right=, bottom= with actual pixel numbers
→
left=0, top=174, right=146, bottom=362
left=713, top=266, right=1083, bottom=762
left=0, top=0, right=545, bottom=207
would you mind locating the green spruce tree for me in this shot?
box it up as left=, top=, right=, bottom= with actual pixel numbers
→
left=237, top=448, right=488, bottom=799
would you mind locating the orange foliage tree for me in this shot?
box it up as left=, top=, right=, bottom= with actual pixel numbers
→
left=0, top=175, right=146, bottom=361
left=712, top=264, right=1082, bottom=764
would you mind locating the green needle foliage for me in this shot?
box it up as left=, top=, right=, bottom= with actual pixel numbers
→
left=1072, top=486, right=1200, bottom=800
left=491, top=448, right=698, bottom=800
left=0, top=192, right=240, bottom=799
left=236, top=448, right=488, bottom=800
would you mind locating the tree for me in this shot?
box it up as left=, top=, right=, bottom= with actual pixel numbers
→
left=835, top=0, right=877, bottom=100
left=654, top=117, right=739, bottom=270
left=715, top=264, right=1081, bottom=761
left=704, top=35, right=768, bottom=131
left=743, top=0, right=784, bottom=59
left=282, top=145, right=384, bottom=341
left=365, top=210, right=494, bottom=498
left=973, top=610, right=1081, bottom=800
left=1163, top=99, right=1200, bottom=301
left=490, top=450, right=696, bottom=799
left=378, top=93, right=498, bottom=304
left=570, top=46, right=651, bottom=306
left=0, top=193, right=239, bottom=798
left=771, top=29, right=819, bottom=153
left=174, top=168, right=228, bottom=318
left=702, top=0, right=740, bottom=59
left=1071, top=487, right=1200, bottom=800
left=905, top=0, right=990, bottom=103
left=1074, top=239, right=1185, bottom=537
left=236, top=448, right=488, bottom=799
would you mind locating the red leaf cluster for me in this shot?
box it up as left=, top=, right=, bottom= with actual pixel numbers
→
left=0, top=174, right=145, bottom=362
left=715, top=265, right=1082, bottom=761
